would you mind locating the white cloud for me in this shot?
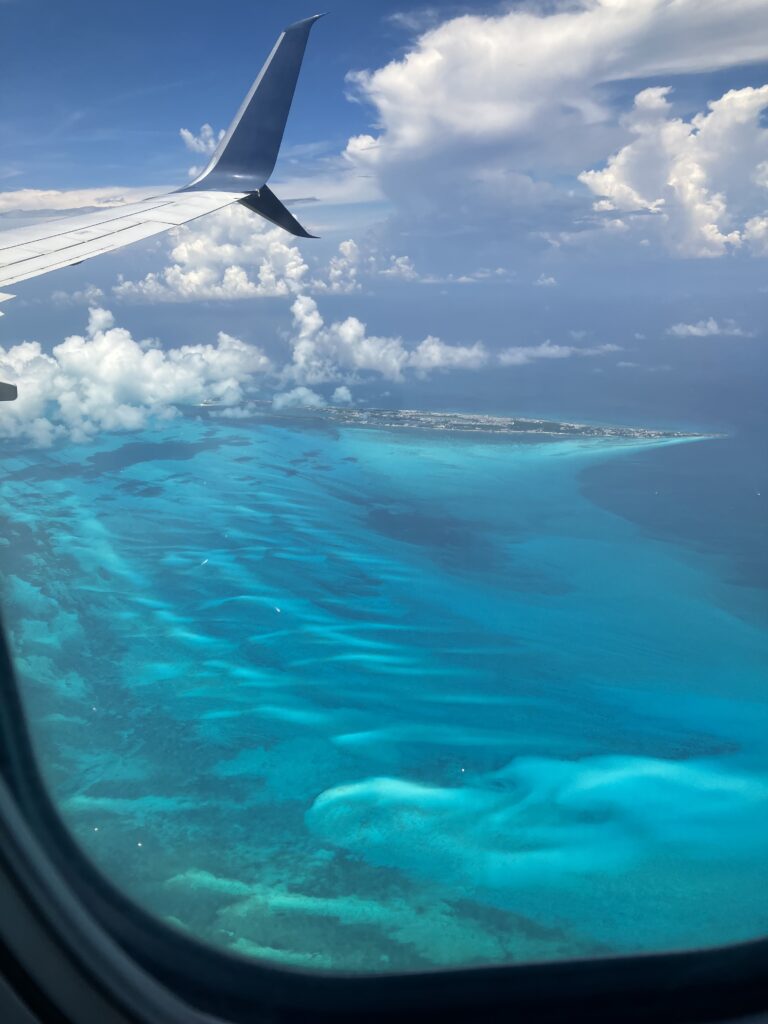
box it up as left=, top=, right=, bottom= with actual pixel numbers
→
left=535, top=274, right=557, bottom=287
left=386, top=9, right=443, bottom=33
left=408, top=336, right=488, bottom=377
left=0, top=186, right=158, bottom=214
left=286, top=295, right=409, bottom=383
left=743, top=215, right=768, bottom=254
left=0, top=307, right=271, bottom=446
left=180, top=124, right=226, bottom=179
left=272, top=386, right=326, bottom=411
left=316, top=239, right=362, bottom=293
left=284, top=295, right=489, bottom=384
left=580, top=84, right=768, bottom=256
left=498, top=340, right=620, bottom=366
left=348, top=0, right=768, bottom=159
left=113, top=205, right=310, bottom=302
left=666, top=317, right=754, bottom=337
left=51, top=284, right=105, bottom=306
left=314, top=243, right=423, bottom=291
left=331, top=385, right=353, bottom=404
left=180, top=124, right=224, bottom=156
left=379, top=254, right=419, bottom=280
left=343, top=0, right=768, bottom=247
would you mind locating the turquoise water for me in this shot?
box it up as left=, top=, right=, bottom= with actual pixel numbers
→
left=1, top=412, right=767, bottom=971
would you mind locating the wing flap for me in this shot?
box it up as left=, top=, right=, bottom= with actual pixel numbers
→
left=239, top=187, right=317, bottom=238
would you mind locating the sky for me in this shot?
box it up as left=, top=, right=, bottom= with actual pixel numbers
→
left=1, top=0, right=767, bottom=444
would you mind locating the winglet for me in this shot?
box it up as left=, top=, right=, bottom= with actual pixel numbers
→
left=185, top=15, right=325, bottom=194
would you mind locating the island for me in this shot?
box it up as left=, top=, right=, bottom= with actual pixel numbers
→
left=321, top=406, right=704, bottom=440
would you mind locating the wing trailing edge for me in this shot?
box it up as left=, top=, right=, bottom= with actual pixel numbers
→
left=239, top=186, right=317, bottom=238
left=184, top=14, right=326, bottom=195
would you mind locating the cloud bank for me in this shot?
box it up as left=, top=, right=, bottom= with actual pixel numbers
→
left=113, top=205, right=310, bottom=301
left=343, top=0, right=768, bottom=255
left=1, top=295, right=627, bottom=448
left=0, top=308, right=271, bottom=446
left=283, top=294, right=489, bottom=384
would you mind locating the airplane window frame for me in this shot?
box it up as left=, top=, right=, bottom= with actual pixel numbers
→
left=1, top=618, right=767, bottom=1024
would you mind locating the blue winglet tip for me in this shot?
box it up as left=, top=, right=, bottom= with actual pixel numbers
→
left=286, top=13, right=328, bottom=32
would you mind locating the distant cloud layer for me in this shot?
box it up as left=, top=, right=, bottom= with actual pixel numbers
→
left=0, top=186, right=156, bottom=214
left=498, top=341, right=621, bottom=367
left=666, top=317, right=755, bottom=338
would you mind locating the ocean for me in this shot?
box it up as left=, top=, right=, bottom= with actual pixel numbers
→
left=1, top=410, right=766, bottom=972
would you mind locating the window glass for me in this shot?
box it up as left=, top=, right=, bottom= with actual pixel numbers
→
left=1, top=0, right=767, bottom=977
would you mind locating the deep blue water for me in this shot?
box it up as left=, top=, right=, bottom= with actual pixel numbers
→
left=1, top=413, right=766, bottom=972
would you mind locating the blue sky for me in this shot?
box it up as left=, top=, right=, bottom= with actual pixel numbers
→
left=1, top=0, right=767, bottom=440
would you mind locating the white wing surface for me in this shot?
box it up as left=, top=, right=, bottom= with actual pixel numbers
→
left=0, top=191, right=245, bottom=294
left=0, top=14, right=323, bottom=349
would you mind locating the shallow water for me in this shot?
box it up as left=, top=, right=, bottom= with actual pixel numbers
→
left=1, top=412, right=766, bottom=972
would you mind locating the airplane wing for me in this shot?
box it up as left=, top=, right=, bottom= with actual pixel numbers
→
left=0, top=13, right=324, bottom=353
left=0, top=191, right=246, bottom=294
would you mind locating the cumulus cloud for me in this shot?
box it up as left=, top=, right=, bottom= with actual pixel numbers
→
left=743, top=214, right=768, bottom=254
left=498, top=340, right=620, bottom=366
left=180, top=123, right=224, bottom=156
left=331, top=385, right=353, bottom=405
left=316, top=239, right=362, bottom=293
left=0, top=292, right=510, bottom=446
left=284, top=294, right=489, bottom=384
left=313, top=242, right=423, bottom=292
left=666, top=317, right=755, bottom=337
left=109, top=209, right=421, bottom=304
left=580, top=84, right=768, bottom=257
left=408, top=336, right=488, bottom=377
left=343, top=0, right=768, bottom=248
left=535, top=274, right=557, bottom=287
left=51, top=283, right=106, bottom=306
left=0, top=307, right=271, bottom=446
left=113, top=205, right=310, bottom=301
left=272, top=386, right=326, bottom=411
left=348, top=0, right=768, bottom=161
left=180, top=123, right=226, bottom=179
left=379, top=254, right=419, bottom=280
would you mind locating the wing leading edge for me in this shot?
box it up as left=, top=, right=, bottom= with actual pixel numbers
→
left=0, top=14, right=323, bottom=314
